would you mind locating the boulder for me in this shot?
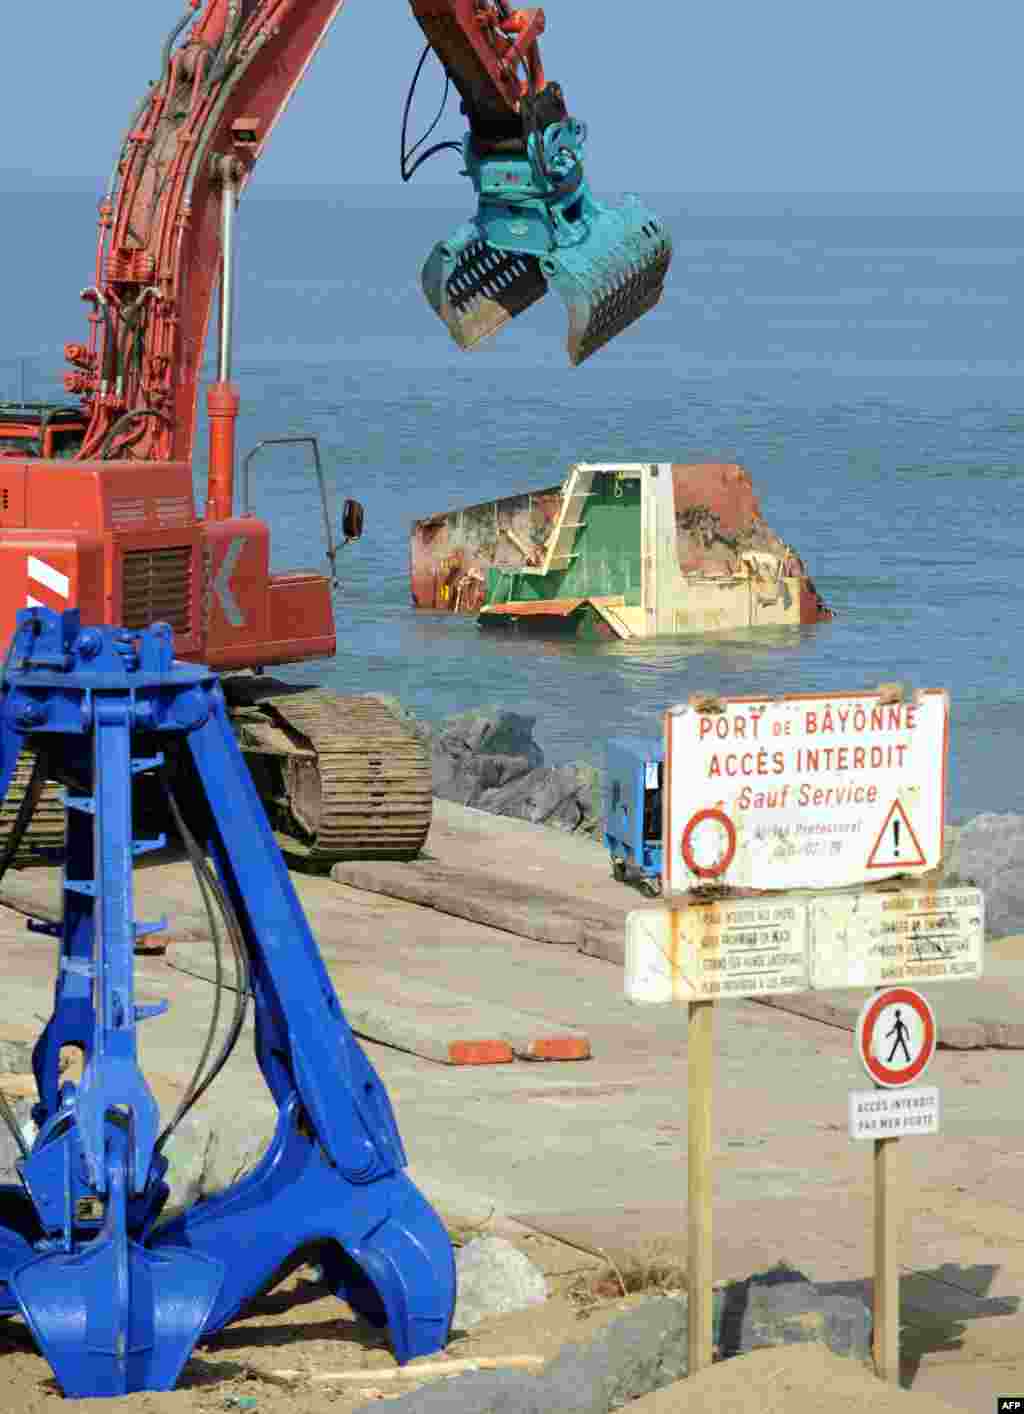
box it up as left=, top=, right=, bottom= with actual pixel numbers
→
left=424, top=709, right=600, bottom=836
left=947, top=813, right=1024, bottom=938
left=0, top=1039, right=36, bottom=1076
left=453, top=1236, right=549, bottom=1331
left=0, top=1098, right=35, bottom=1184
left=542, top=1296, right=690, bottom=1413
left=716, top=1262, right=872, bottom=1363
left=354, top=1265, right=872, bottom=1414
left=158, top=1106, right=277, bottom=1221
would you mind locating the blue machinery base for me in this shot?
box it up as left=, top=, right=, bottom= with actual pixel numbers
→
left=0, top=609, right=455, bottom=1398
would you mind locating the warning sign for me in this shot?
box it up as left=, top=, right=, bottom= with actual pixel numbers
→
left=867, top=800, right=926, bottom=869
left=856, top=986, right=936, bottom=1087
left=663, top=689, right=948, bottom=894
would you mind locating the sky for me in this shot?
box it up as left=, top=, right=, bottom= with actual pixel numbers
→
left=0, top=1, right=1020, bottom=195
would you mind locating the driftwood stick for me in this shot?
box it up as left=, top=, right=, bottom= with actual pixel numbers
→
left=271, top=1355, right=546, bottom=1383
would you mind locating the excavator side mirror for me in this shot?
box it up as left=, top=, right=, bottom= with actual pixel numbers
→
left=341, top=499, right=364, bottom=543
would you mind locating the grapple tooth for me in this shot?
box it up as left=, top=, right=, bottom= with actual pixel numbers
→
left=542, top=200, right=673, bottom=366
left=422, top=228, right=548, bottom=350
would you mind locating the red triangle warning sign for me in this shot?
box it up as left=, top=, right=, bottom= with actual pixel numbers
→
left=866, top=799, right=926, bottom=869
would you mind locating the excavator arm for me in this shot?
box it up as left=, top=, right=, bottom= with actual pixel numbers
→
left=64, top=0, right=671, bottom=467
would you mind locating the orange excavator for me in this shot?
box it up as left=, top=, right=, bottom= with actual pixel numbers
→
left=0, top=0, right=672, bottom=865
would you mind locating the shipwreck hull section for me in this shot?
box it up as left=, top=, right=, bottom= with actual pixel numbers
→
left=410, top=486, right=564, bottom=614
left=410, top=463, right=832, bottom=639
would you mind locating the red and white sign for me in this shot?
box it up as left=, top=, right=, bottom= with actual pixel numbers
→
left=681, top=808, right=736, bottom=879
left=663, top=690, right=949, bottom=894
left=855, top=986, right=936, bottom=1088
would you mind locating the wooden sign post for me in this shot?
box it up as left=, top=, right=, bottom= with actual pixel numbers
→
left=873, top=1134, right=899, bottom=1381
left=628, top=687, right=970, bottom=1385
left=687, top=997, right=714, bottom=1373
left=855, top=986, right=937, bottom=1382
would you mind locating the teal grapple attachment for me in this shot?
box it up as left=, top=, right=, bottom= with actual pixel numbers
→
left=422, top=117, right=671, bottom=366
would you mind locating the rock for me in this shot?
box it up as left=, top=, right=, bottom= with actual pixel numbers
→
left=0, top=1038, right=36, bottom=1076
left=476, top=764, right=600, bottom=835
left=0, top=1098, right=35, bottom=1183
left=453, top=1236, right=549, bottom=1331
left=438, top=710, right=545, bottom=766
left=543, top=1296, right=691, bottom=1413
left=158, top=1112, right=213, bottom=1217
left=429, top=710, right=543, bottom=808
left=158, top=1106, right=276, bottom=1221
left=716, top=1262, right=871, bottom=1363
left=433, top=750, right=536, bottom=806
left=354, top=1267, right=871, bottom=1414
left=424, top=709, right=598, bottom=837
left=948, top=813, right=1024, bottom=938
left=202, top=1108, right=276, bottom=1194
left=354, top=1368, right=541, bottom=1414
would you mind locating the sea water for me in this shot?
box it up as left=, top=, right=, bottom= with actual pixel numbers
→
left=6, top=189, right=1024, bottom=821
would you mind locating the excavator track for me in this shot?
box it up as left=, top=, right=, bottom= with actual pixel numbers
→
left=0, top=751, right=66, bottom=866
left=223, top=678, right=432, bottom=866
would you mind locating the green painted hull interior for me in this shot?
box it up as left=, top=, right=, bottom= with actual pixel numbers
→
left=484, top=471, right=642, bottom=607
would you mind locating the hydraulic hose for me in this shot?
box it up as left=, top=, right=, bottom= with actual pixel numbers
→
left=155, top=771, right=251, bottom=1151
left=0, top=750, right=52, bottom=1161
left=97, top=408, right=171, bottom=461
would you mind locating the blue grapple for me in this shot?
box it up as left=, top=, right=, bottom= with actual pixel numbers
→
left=422, top=101, right=672, bottom=365
left=0, top=609, right=455, bottom=1399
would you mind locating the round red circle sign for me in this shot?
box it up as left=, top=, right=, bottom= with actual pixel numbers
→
left=855, top=987, right=936, bottom=1088
left=681, top=808, right=736, bottom=880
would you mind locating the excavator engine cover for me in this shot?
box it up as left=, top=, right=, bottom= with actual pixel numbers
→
left=422, top=118, right=672, bottom=365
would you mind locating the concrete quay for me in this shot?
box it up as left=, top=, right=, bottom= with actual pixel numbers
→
left=0, top=799, right=1023, bottom=1408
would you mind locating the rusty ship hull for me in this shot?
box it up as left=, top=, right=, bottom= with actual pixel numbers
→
left=410, top=462, right=832, bottom=641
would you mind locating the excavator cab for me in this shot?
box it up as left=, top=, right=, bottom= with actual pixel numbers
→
left=0, top=403, right=86, bottom=460
left=421, top=92, right=672, bottom=365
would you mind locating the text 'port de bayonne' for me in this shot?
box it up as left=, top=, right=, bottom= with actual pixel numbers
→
left=698, top=702, right=919, bottom=811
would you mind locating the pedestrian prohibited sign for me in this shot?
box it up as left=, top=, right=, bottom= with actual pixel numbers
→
left=856, top=986, right=936, bottom=1088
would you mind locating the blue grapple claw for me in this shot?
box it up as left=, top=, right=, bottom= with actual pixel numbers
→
left=422, top=117, right=672, bottom=365
left=0, top=609, right=455, bottom=1398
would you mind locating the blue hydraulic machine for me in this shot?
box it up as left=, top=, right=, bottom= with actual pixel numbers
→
left=604, top=736, right=664, bottom=892
left=0, top=608, right=455, bottom=1399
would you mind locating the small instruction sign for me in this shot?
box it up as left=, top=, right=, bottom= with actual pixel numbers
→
left=809, top=887, right=984, bottom=990
left=625, top=887, right=983, bottom=1005
left=663, top=690, right=948, bottom=893
left=849, top=1086, right=940, bottom=1139
left=625, top=901, right=809, bottom=1003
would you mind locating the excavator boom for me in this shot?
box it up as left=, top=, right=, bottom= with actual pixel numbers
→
left=64, top=0, right=672, bottom=466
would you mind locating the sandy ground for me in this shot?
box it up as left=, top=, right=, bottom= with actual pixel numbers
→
left=0, top=1269, right=977, bottom=1414
left=0, top=1236, right=661, bottom=1414
left=630, top=1345, right=971, bottom=1413
left=0, top=823, right=1021, bottom=1409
